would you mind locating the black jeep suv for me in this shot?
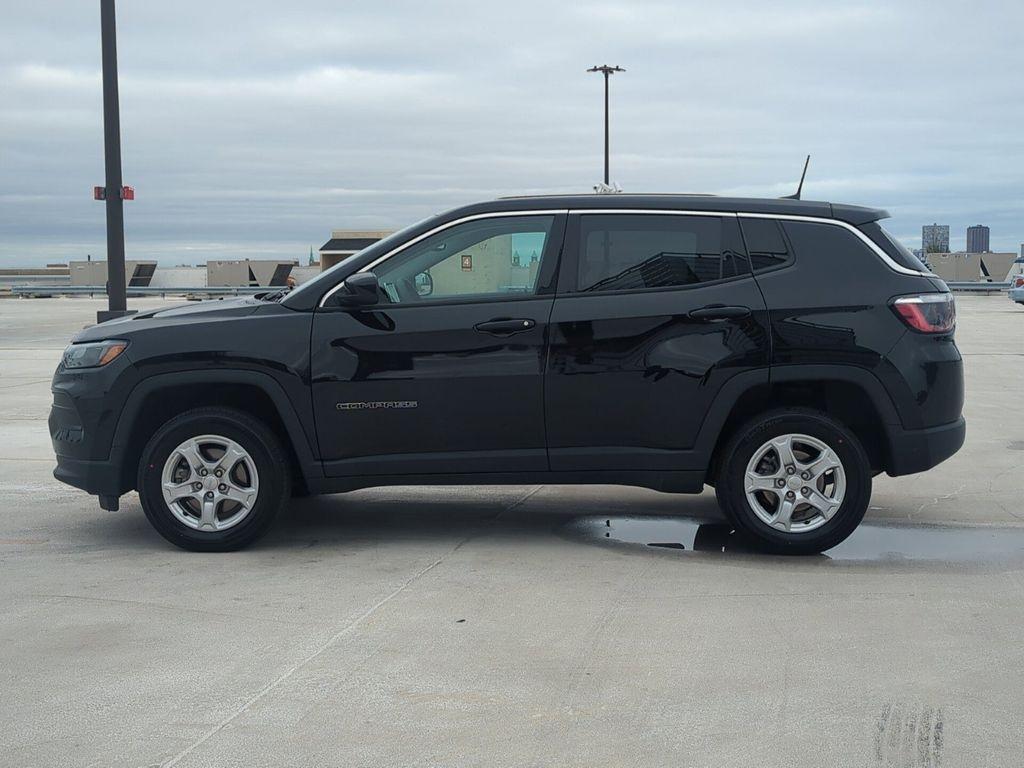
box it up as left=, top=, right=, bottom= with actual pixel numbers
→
left=50, top=194, right=965, bottom=553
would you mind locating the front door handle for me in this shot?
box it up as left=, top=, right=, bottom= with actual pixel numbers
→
left=474, top=318, right=536, bottom=336
left=688, top=305, right=751, bottom=321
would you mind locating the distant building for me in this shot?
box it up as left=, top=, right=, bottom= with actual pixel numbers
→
left=922, top=224, right=950, bottom=254
left=69, top=260, right=156, bottom=287
left=966, top=225, right=990, bottom=253
left=207, top=260, right=295, bottom=287
left=319, top=230, right=394, bottom=271
left=926, top=252, right=1017, bottom=282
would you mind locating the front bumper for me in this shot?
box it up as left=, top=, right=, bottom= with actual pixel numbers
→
left=53, top=454, right=123, bottom=496
left=49, top=356, right=136, bottom=499
left=886, top=416, right=966, bottom=477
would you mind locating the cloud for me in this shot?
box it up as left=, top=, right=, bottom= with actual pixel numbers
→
left=1, top=0, right=1022, bottom=265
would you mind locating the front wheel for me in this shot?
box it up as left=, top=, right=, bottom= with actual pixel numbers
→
left=137, top=407, right=290, bottom=551
left=715, top=408, right=871, bottom=554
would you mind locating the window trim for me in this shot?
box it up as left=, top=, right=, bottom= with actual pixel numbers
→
left=318, top=207, right=931, bottom=307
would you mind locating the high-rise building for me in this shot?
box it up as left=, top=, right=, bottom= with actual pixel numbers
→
left=966, top=225, right=990, bottom=253
left=922, top=224, right=950, bottom=253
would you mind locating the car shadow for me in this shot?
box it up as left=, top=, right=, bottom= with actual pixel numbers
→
left=264, top=487, right=725, bottom=548
left=82, top=487, right=1024, bottom=567
left=92, top=486, right=725, bottom=552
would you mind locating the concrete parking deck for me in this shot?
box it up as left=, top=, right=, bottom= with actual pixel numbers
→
left=1, top=295, right=1022, bottom=767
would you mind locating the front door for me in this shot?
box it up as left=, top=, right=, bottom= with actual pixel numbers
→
left=545, top=211, right=770, bottom=472
left=311, top=213, right=566, bottom=477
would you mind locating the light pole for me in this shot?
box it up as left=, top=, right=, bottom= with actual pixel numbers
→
left=97, top=0, right=133, bottom=322
left=586, top=64, right=625, bottom=186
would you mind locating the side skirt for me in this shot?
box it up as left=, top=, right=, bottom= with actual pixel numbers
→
left=305, top=470, right=705, bottom=496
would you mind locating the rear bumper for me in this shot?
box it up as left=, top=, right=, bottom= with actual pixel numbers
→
left=886, top=417, right=966, bottom=477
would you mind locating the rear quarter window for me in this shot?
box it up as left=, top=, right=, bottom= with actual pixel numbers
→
left=858, top=221, right=930, bottom=273
left=780, top=220, right=884, bottom=280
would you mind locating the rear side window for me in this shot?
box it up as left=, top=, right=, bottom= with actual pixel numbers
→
left=575, top=214, right=746, bottom=292
left=739, top=218, right=792, bottom=272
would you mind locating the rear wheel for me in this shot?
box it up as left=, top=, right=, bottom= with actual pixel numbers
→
left=715, top=408, right=871, bottom=554
left=137, top=407, right=290, bottom=551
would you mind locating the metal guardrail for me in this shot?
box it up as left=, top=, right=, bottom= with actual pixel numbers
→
left=10, top=285, right=268, bottom=298
left=945, top=281, right=1011, bottom=292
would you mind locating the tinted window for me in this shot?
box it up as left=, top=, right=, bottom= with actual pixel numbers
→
left=373, top=215, right=554, bottom=303
left=740, top=218, right=792, bottom=272
left=781, top=220, right=879, bottom=271
left=859, top=221, right=930, bottom=273
left=576, top=215, right=744, bottom=292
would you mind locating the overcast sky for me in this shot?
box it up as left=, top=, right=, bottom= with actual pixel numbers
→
left=1, top=0, right=1022, bottom=267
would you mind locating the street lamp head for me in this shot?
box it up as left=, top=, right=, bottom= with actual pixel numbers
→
left=587, top=64, right=626, bottom=74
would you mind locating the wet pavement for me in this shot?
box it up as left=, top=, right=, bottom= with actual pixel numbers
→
left=1, top=295, right=1024, bottom=768
left=565, top=516, right=1024, bottom=565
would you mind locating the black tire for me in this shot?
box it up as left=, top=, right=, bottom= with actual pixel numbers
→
left=714, top=408, right=871, bottom=554
left=137, top=407, right=290, bottom=551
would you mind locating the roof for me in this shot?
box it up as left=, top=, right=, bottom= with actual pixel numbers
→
left=319, top=237, right=384, bottom=252
left=453, top=194, right=888, bottom=226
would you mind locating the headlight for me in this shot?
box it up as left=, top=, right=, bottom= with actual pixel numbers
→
left=61, top=340, right=129, bottom=369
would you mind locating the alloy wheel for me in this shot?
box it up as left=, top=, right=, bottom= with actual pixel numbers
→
left=160, top=434, right=260, bottom=532
left=743, top=433, right=846, bottom=533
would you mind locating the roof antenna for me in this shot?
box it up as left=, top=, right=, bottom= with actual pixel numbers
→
left=783, top=155, right=810, bottom=200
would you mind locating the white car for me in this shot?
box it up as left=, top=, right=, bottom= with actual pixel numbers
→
left=1010, top=258, right=1024, bottom=305
left=1011, top=275, right=1024, bottom=305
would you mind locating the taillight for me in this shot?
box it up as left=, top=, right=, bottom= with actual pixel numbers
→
left=891, top=293, right=956, bottom=334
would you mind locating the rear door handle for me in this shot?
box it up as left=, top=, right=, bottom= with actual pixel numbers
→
left=688, top=305, right=751, bottom=321
left=474, top=318, right=536, bottom=336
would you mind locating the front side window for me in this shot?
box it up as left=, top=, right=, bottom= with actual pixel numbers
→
left=575, top=214, right=745, bottom=293
left=372, top=215, right=554, bottom=304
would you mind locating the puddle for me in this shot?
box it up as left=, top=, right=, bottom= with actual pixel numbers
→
left=563, top=516, right=1024, bottom=564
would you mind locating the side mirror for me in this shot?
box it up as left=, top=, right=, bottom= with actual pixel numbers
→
left=336, top=272, right=380, bottom=307
left=414, top=271, right=434, bottom=297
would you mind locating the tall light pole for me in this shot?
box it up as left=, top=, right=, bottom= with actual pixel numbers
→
left=97, top=0, right=132, bottom=323
left=587, top=64, right=625, bottom=186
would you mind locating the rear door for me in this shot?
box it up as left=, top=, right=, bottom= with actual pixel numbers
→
left=544, top=211, right=770, bottom=472
left=311, top=213, right=566, bottom=477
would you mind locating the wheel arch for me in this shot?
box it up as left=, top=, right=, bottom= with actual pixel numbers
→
left=697, top=365, right=902, bottom=482
left=111, top=370, right=322, bottom=494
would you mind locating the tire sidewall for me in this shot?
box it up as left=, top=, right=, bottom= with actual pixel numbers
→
left=719, top=410, right=871, bottom=553
left=138, top=410, right=288, bottom=551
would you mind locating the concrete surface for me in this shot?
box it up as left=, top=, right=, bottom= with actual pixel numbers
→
left=1, top=294, right=1023, bottom=767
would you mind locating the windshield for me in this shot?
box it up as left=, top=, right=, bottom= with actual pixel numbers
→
left=283, top=216, right=433, bottom=306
